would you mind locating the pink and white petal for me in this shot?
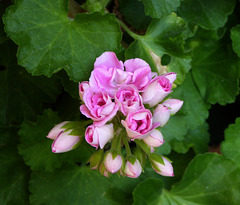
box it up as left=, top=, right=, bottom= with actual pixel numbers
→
left=164, top=72, right=177, bottom=84
left=124, top=58, right=150, bottom=72
left=94, top=52, right=124, bottom=70
left=80, top=105, right=94, bottom=119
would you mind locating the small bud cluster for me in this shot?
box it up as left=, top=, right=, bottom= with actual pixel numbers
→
left=47, top=52, right=183, bottom=178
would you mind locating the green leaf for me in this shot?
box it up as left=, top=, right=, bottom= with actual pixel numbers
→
left=126, top=13, right=191, bottom=84
left=161, top=73, right=210, bottom=153
left=142, top=0, right=180, bottom=18
left=178, top=0, right=236, bottom=30
left=0, top=40, right=62, bottom=126
left=135, top=154, right=240, bottom=204
left=18, top=109, right=94, bottom=172
left=168, top=153, right=240, bottom=204
left=3, top=0, right=121, bottom=81
left=191, top=30, right=239, bottom=105
left=119, top=0, right=151, bottom=30
left=221, top=117, right=240, bottom=167
left=171, top=123, right=209, bottom=154
left=231, top=25, right=240, bottom=57
left=0, top=128, right=30, bottom=205
left=30, top=166, right=118, bottom=205
left=133, top=178, right=164, bottom=205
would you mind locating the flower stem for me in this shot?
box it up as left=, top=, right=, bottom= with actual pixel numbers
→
left=122, top=135, right=132, bottom=156
left=116, top=19, right=140, bottom=40
left=111, top=128, right=122, bottom=153
left=135, top=140, right=151, bottom=156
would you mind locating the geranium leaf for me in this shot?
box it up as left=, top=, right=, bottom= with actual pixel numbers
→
left=221, top=118, right=240, bottom=167
left=191, top=30, right=239, bottom=105
left=126, top=13, right=191, bottom=84
left=178, top=0, right=236, bottom=30
left=133, top=154, right=240, bottom=205
left=142, top=0, right=180, bottom=18
left=3, top=0, right=121, bottom=82
left=231, top=25, right=240, bottom=57
left=161, top=73, right=210, bottom=153
left=18, top=109, right=94, bottom=172
left=0, top=40, right=61, bottom=126
left=0, top=128, right=29, bottom=205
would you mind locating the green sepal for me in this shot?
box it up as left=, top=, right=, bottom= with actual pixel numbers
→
left=69, top=128, right=85, bottom=136
left=134, top=147, right=147, bottom=166
left=62, top=121, right=83, bottom=130
left=126, top=155, right=137, bottom=165
left=149, top=153, right=164, bottom=165
left=90, top=149, right=104, bottom=169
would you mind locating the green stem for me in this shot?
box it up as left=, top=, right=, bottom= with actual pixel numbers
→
left=116, top=19, right=140, bottom=40
left=111, top=128, right=122, bottom=153
left=135, top=140, right=151, bottom=156
left=122, top=136, right=132, bottom=156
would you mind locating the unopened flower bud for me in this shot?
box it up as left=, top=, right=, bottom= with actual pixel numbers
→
left=162, top=99, right=183, bottom=114
left=150, top=154, right=174, bottom=177
left=124, top=156, right=142, bottom=178
left=104, top=152, right=123, bottom=173
left=143, top=129, right=164, bottom=147
left=46, top=121, right=69, bottom=140
left=51, top=130, right=81, bottom=153
left=79, top=81, right=90, bottom=101
left=153, top=104, right=171, bottom=127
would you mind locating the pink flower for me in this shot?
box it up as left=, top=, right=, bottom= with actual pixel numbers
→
left=85, top=124, right=114, bottom=149
left=142, top=76, right=173, bottom=107
left=124, top=158, right=142, bottom=178
left=104, top=152, right=123, bottom=173
left=89, top=52, right=131, bottom=97
left=115, top=85, right=144, bottom=115
left=80, top=88, right=119, bottom=126
left=153, top=104, right=171, bottom=127
left=164, top=72, right=177, bottom=84
left=79, top=81, right=90, bottom=101
left=121, top=109, right=160, bottom=140
left=162, top=98, right=183, bottom=114
left=151, top=156, right=174, bottom=177
left=46, top=121, right=69, bottom=140
left=124, top=58, right=152, bottom=91
left=51, top=130, right=81, bottom=153
left=143, top=129, right=164, bottom=147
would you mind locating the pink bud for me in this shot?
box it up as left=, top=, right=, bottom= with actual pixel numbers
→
left=151, top=157, right=174, bottom=177
left=85, top=124, right=114, bottom=149
left=153, top=104, right=171, bottom=127
left=142, top=76, right=172, bottom=107
left=79, top=81, right=90, bottom=101
left=51, top=130, right=81, bottom=153
left=162, top=99, right=183, bottom=114
left=143, top=129, right=164, bottom=147
left=124, top=159, right=142, bottom=178
left=104, top=152, right=123, bottom=173
left=46, top=121, right=69, bottom=140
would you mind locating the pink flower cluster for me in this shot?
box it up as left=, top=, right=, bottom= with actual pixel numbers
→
left=47, top=52, right=183, bottom=178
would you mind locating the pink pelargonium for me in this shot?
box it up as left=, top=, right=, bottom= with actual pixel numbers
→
left=115, top=85, right=144, bottom=116
left=89, top=52, right=131, bottom=98
left=121, top=108, right=160, bottom=140
left=80, top=88, right=119, bottom=126
left=79, top=81, right=90, bottom=101
left=124, top=58, right=152, bottom=91
left=85, top=124, right=114, bottom=149
left=142, top=75, right=174, bottom=107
